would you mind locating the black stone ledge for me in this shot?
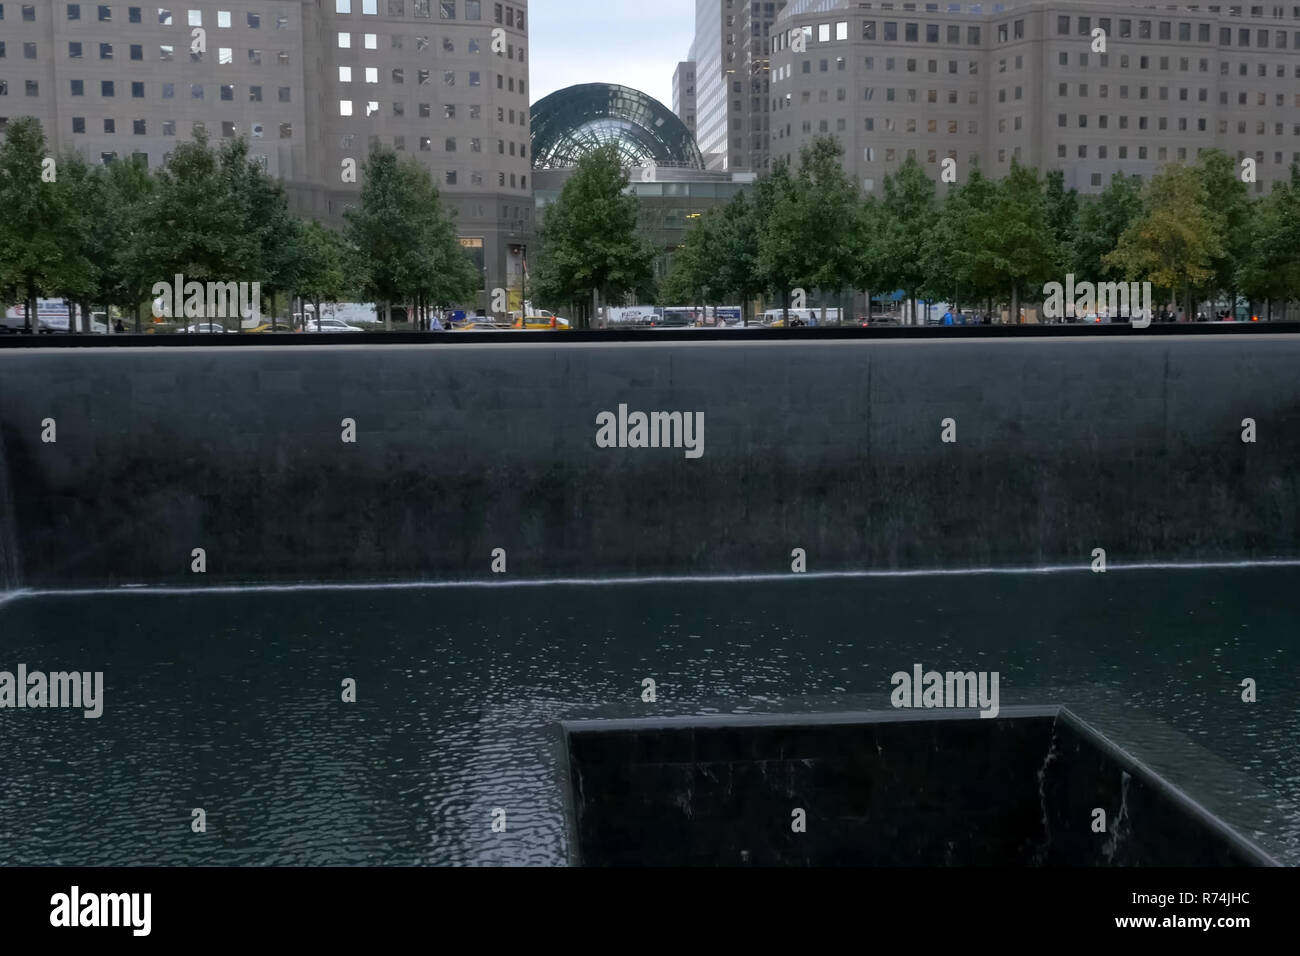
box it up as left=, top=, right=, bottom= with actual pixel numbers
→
left=558, top=706, right=1281, bottom=867
left=3, top=321, right=1300, bottom=348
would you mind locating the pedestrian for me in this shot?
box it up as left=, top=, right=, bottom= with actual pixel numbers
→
left=113, top=319, right=125, bottom=334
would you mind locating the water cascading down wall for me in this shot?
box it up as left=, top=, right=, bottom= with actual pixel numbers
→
left=0, top=336, right=1298, bottom=589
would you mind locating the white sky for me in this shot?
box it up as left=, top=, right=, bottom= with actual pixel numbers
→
left=528, top=0, right=697, bottom=110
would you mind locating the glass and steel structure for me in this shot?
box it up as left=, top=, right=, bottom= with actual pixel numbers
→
left=530, top=84, right=705, bottom=170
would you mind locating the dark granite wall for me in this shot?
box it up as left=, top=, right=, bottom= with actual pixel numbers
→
left=561, top=709, right=1277, bottom=866
left=0, top=337, right=1298, bottom=587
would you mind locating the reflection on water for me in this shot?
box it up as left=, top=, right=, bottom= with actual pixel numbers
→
left=0, top=568, right=1295, bottom=865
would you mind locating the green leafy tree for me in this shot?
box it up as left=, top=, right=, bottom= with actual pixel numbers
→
left=659, top=210, right=720, bottom=309
left=1071, top=172, right=1144, bottom=285
left=530, top=145, right=655, bottom=328
left=755, top=159, right=803, bottom=322
left=714, top=191, right=765, bottom=325
left=345, top=149, right=464, bottom=329
left=792, top=137, right=861, bottom=324
left=0, top=118, right=66, bottom=331
left=877, top=157, right=939, bottom=324
left=924, top=164, right=997, bottom=315
left=296, top=221, right=350, bottom=328
left=223, top=140, right=301, bottom=326
left=964, top=160, right=1059, bottom=322
left=1105, top=162, right=1223, bottom=320
left=100, top=156, right=158, bottom=330
left=1238, top=163, right=1300, bottom=320
left=46, top=151, right=104, bottom=330
left=134, top=131, right=255, bottom=326
left=851, top=194, right=892, bottom=320
left=405, top=175, right=479, bottom=324
left=1198, top=149, right=1254, bottom=315
left=1042, top=169, right=1078, bottom=272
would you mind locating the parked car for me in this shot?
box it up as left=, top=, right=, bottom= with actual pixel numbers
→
left=177, top=322, right=229, bottom=333
left=304, top=317, right=364, bottom=332
left=455, top=320, right=512, bottom=332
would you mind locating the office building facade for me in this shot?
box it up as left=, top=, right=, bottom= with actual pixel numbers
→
left=691, top=0, right=789, bottom=172
left=765, top=0, right=1300, bottom=195
left=672, top=58, right=696, bottom=136
left=0, top=0, right=532, bottom=306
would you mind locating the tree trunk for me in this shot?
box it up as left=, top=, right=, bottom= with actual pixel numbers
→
left=384, top=301, right=392, bottom=332
left=782, top=288, right=789, bottom=325
left=1011, top=284, right=1020, bottom=326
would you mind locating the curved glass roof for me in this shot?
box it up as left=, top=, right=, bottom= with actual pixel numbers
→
left=530, top=84, right=704, bottom=171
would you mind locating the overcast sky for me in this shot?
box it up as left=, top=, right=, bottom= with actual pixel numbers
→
left=529, top=0, right=697, bottom=109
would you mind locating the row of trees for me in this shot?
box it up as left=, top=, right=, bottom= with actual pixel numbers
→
left=652, top=138, right=1300, bottom=324
left=0, top=117, right=477, bottom=331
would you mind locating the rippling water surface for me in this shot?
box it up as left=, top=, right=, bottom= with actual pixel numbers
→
left=0, top=568, right=1296, bottom=865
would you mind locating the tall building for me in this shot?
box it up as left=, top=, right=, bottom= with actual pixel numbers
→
left=0, top=0, right=532, bottom=308
left=691, top=0, right=789, bottom=172
left=672, top=58, right=696, bottom=137
left=768, top=0, right=1300, bottom=195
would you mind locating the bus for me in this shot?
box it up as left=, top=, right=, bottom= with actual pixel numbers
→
left=651, top=306, right=741, bottom=328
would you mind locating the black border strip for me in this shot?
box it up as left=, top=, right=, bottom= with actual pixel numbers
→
left=3, top=321, right=1300, bottom=347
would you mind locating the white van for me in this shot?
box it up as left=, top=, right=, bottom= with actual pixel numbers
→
left=4, top=299, right=109, bottom=333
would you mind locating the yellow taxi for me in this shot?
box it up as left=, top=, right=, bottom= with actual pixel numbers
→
left=512, top=313, right=572, bottom=330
